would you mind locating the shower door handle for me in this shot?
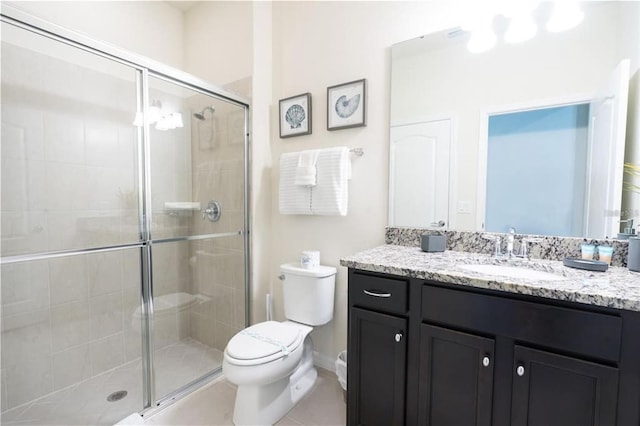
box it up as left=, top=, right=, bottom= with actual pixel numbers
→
left=202, top=200, right=222, bottom=222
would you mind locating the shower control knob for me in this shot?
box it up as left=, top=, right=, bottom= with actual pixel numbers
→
left=395, top=332, right=403, bottom=343
left=202, top=200, right=222, bottom=222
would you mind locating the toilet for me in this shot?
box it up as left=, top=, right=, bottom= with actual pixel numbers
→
left=222, top=262, right=337, bottom=426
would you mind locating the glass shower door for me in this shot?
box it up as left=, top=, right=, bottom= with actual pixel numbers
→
left=1, top=20, right=145, bottom=425
left=1, top=10, right=250, bottom=424
left=146, top=76, right=247, bottom=403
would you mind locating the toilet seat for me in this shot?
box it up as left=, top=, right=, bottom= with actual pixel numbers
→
left=225, top=321, right=304, bottom=366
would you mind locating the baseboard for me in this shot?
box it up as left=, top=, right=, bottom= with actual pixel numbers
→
left=313, top=351, right=336, bottom=372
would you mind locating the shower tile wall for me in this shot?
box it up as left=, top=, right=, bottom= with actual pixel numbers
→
left=187, top=85, right=248, bottom=352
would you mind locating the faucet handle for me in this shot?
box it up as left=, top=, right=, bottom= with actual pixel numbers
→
left=482, top=234, right=502, bottom=257
left=517, top=237, right=542, bottom=259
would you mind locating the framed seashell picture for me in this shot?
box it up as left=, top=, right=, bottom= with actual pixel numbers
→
left=279, top=92, right=312, bottom=138
left=327, top=78, right=366, bottom=130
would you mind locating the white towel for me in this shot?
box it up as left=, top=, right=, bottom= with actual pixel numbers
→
left=311, top=147, right=351, bottom=216
left=295, top=150, right=319, bottom=186
left=279, top=152, right=312, bottom=215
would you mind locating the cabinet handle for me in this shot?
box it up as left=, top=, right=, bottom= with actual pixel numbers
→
left=482, top=356, right=490, bottom=367
left=516, top=365, right=525, bottom=377
left=395, top=332, right=403, bottom=343
left=363, top=289, right=392, bottom=298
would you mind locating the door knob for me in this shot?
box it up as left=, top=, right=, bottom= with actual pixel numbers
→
left=516, top=365, right=525, bottom=377
left=395, top=332, right=403, bottom=343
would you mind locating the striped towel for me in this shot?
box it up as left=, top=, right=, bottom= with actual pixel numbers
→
left=311, top=147, right=350, bottom=216
left=279, top=152, right=312, bottom=214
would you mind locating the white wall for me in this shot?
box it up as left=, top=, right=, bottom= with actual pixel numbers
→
left=6, top=1, right=184, bottom=69
left=183, top=1, right=253, bottom=86
left=269, top=1, right=462, bottom=365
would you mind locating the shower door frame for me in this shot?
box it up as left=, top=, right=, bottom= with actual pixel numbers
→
left=0, top=4, right=251, bottom=415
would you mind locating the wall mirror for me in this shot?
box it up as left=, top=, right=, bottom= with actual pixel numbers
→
left=389, top=1, right=639, bottom=239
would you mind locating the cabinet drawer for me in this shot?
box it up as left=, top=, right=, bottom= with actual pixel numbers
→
left=349, top=272, right=408, bottom=315
left=422, top=285, right=622, bottom=362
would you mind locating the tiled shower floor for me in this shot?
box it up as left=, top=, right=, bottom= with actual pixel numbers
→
left=1, top=339, right=223, bottom=426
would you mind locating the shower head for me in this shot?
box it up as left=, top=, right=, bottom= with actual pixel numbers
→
left=193, top=106, right=215, bottom=120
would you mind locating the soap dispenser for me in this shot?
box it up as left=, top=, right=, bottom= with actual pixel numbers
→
left=618, top=219, right=636, bottom=240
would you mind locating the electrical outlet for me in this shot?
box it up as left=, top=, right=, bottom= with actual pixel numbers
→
left=457, top=201, right=472, bottom=214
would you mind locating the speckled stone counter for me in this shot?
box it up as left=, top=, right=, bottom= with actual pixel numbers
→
left=340, top=245, right=640, bottom=312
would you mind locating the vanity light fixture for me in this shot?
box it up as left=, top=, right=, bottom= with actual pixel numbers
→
left=132, top=111, right=143, bottom=127
left=169, top=112, right=184, bottom=129
left=546, top=1, right=584, bottom=33
left=466, top=0, right=583, bottom=53
left=467, top=24, right=497, bottom=54
left=505, top=13, right=537, bottom=44
left=461, top=5, right=498, bottom=54
left=148, top=99, right=162, bottom=124
left=132, top=100, right=184, bottom=131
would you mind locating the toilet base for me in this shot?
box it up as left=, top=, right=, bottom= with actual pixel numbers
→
left=232, top=339, right=317, bottom=426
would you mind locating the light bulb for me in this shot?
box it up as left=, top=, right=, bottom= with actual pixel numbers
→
left=170, top=112, right=184, bottom=129
left=155, top=117, right=170, bottom=131
left=132, top=112, right=143, bottom=127
left=547, top=1, right=584, bottom=33
left=467, top=26, right=497, bottom=53
left=505, top=14, right=537, bottom=43
left=148, top=100, right=162, bottom=124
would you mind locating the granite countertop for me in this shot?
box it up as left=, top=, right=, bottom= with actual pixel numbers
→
left=340, top=245, right=640, bottom=312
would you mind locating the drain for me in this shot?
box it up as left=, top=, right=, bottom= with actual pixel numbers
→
left=107, top=390, right=128, bottom=402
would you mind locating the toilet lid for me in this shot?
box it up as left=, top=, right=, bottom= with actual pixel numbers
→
left=226, top=321, right=302, bottom=361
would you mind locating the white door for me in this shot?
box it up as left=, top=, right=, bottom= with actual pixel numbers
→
left=389, top=120, right=451, bottom=227
left=585, top=59, right=630, bottom=238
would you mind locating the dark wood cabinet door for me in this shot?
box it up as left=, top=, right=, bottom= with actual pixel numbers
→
left=417, top=324, right=495, bottom=426
left=348, top=307, right=407, bottom=426
left=511, top=345, right=619, bottom=426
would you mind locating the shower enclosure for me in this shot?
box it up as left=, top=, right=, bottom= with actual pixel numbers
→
left=1, top=6, right=249, bottom=425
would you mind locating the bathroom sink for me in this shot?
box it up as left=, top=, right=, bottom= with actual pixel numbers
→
left=459, top=264, right=566, bottom=281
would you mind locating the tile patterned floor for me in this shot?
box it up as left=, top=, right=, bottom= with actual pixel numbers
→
left=1, top=339, right=223, bottom=426
left=144, top=367, right=346, bottom=426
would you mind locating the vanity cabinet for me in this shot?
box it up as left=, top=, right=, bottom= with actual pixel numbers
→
left=347, top=271, right=409, bottom=426
left=417, top=324, right=494, bottom=426
left=510, top=345, right=618, bottom=425
left=349, top=308, right=406, bottom=425
left=347, top=268, right=640, bottom=426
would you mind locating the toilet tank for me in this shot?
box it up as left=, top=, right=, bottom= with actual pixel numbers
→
left=280, top=263, right=336, bottom=326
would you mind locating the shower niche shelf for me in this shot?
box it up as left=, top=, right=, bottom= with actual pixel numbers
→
left=164, top=201, right=201, bottom=216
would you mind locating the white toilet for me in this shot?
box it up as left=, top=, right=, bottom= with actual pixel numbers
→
left=222, top=262, right=337, bottom=426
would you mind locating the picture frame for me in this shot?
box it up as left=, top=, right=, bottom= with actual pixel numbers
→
left=279, top=93, right=312, bottom=138
left=327, top=78, right=367, bottom=130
